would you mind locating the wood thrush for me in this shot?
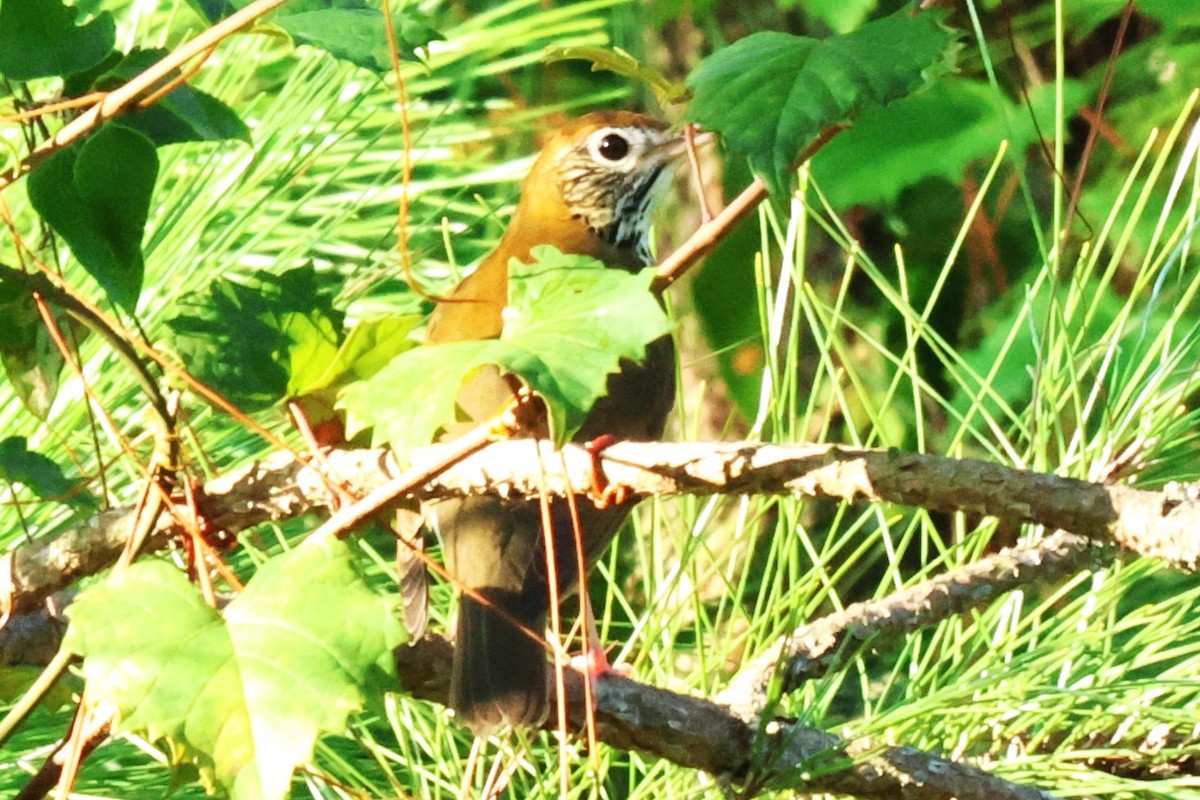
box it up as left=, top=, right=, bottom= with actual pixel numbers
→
left=425, top=111, right=688, bottom=732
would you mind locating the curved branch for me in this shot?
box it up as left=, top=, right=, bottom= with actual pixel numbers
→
left=396, top=634, right=1056, bottom=800
left=408, top=440, right=1199, bottom=568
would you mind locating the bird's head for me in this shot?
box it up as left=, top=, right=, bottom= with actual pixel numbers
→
left=512, top=111, right=691, bottom=269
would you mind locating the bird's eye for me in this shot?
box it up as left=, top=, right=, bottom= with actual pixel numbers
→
left=596, top=132, right=631, bottom=162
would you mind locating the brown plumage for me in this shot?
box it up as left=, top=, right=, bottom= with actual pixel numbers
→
left=425, top=111, right=686, bottom=732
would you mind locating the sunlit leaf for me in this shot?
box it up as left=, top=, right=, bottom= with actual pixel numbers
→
left=65, top=540, right=404, bottom=800
left=339, top=246, right=672, bottom=453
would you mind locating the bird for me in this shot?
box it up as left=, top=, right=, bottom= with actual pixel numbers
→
left=424, top=110, right=691, bottom=733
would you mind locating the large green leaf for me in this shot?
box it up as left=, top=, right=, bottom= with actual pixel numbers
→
left=810, top=78, right=1092, bottom=209
left=168, top=267, right=345, bottom=412
left=0, top=0, right=114, bottom=80
left=339, top=246, right=672, bottom=453
left=684, top=6, right=955, bottom=195
left=64, top=539, right=404, bottom=800
left=498, top=248, right=670, bottom=440
left=26, top=124, right=158, bottom=311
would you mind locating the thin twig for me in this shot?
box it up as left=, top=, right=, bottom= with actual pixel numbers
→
left=1061, top=0, right=1135, bottom=243
left=12, top=702, right=110, bottom=800
left=684, top=122, right=714, bottom=223
left=136, top=44, right=219, bottom=108
left=302, top=407, right=514, bottom=545
left=653, top=123, right=847, bottom=292
left=0, top=92, right=106, bottom=124
left=652, top=176, right=768, bottom=292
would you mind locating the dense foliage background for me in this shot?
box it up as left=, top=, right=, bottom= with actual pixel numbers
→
left=1, top=0, right=1199, bottom=798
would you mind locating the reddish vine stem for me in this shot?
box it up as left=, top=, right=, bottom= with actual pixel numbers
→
left=653, top=123, right=847, bottom=292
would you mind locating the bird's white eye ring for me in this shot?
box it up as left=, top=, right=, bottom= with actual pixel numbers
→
left=587, top=128, right=637, bottom=166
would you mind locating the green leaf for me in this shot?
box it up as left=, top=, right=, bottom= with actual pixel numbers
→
left=275, top=1, right=443, bottom=71
left=0, top=436, right=87, bottom=507
left=498, top=248, right=670, bottom=441
left=26, top=124, right=158, bottom=311
left=293, top=314, right=421, bottom=399
left=168, top=267, right=345, bottom=413
left=81, top=50, right=251, bottom=146
left=0, top=280, right=70, bottom=418
left=810, top=78, right=1092, bottom=209
left=339, top=246, right=672, bottom=453
left=290, top=315, right=421, bottom=443
left=684, top=7, right=955, bottom=195
left=781, top=0, right=878, bottom=33
left=341, top=338, right=507, bottom=452
left=64, top=539, right=404, bottom=800
left=0, top=0, right=114, bottom=80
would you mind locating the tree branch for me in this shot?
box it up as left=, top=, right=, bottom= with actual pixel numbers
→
left=716, top=530, right=1110, bottom=721
left=4, top=439, right=1197, bottom=617
left=396, top=634, right=1057, bottom=800
left=7, top=440, right=1180, bottom=799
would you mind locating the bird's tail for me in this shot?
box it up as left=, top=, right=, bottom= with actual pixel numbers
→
left=451, top=591, right=549, bottom=734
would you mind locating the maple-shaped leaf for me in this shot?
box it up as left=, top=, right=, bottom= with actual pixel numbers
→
left=338, top=246, right=672, bottom=454
left=64, top=539, right=404, bottom=800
